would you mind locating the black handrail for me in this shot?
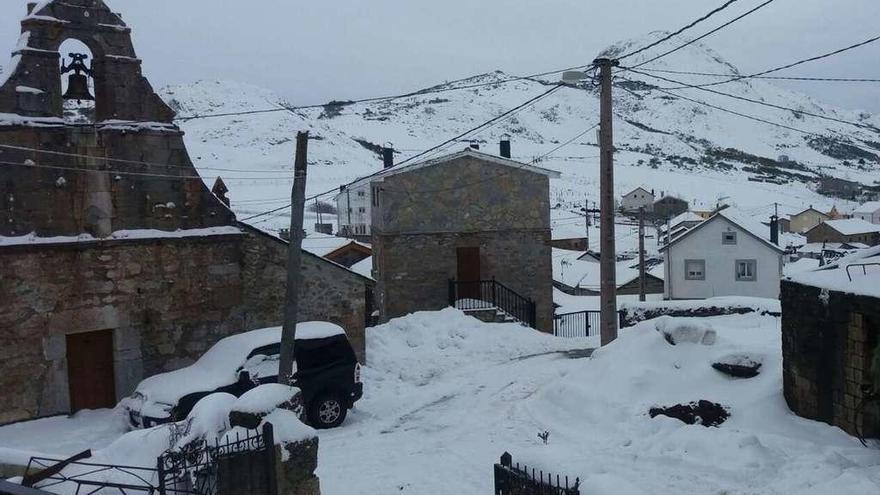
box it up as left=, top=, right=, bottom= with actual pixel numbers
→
left=448, top=279, right=537, bottom=329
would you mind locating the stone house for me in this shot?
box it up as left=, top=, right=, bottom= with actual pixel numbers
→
left=371, top=148, right=560, bottom=332
left=818, top=177, right=861, bottom=200
left=790, top=207, right=830, bottom=234
left=781, top=247, right=880, bottom=439
left=652, top=195, right=689, bottom=221
left=853, top=201, right=880, bottom=225
left=0, top=0, right=372, bottom=423
left=805, top=219, right=880, bottom=246
left=660, top=209, right=784, bottom=300
left=620, top=187, right=654, bottom=213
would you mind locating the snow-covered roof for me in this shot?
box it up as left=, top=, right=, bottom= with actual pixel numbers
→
left=350, top=256, right=373, bottom=279
left=853, top=201, right=880, bottom=215
left=0, top=226, right=245, bottom=247
left=623, top=187, right=653, bottom=198
left=550, top=211, right=587, bottom=240
left=301, top=233, right=355, bottom=257
left=813, top=218, right=880, bottom=236
left=345, top=148, right=561, bottom=190
left=660, top=208, right=784, bottom=253
left=790, top=207, right=829, bottom=219
left=668, top=211, right=704, bottom=229
left=787, top=245, right=880, bottom=298
left=552, top=248, right=662, bottom=289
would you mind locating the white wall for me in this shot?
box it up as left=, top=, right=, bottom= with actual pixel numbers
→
left=335, top=183, right=373, bottom=235
left=621, top=190, right=654, bottom=212
left=664, top=217, right=782, bottom=299
left=854, top=209, right=880, bottom=225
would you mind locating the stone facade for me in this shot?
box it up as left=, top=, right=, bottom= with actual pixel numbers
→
left=781, top=280, right=879, bottom=438
left=804, top=222, right=880, bottom=246
left=549, top=238, right=588, bottom=251
left=372, top=151, right=556, bottom=332
left=0, top=1, right=372, bottom=424
left=652, top=196, right=689, bottom=221
left=0, top=228, right=371, bottom=423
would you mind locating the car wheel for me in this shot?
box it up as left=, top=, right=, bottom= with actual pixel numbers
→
left=309, top=393, right=347, bottom=429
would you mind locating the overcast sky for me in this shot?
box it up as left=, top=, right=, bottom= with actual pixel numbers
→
left=1, top=0, right=879, bottom=112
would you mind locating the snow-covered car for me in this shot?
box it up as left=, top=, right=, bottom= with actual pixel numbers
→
left=123, top=322, right=363, bottom=429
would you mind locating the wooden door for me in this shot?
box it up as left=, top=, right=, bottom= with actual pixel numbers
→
left=67, top=330, right=116, bottom=412
left=456, top=247, right=481, bottom=300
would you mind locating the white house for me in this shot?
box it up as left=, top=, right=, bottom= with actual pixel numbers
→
left=660, top=209, right=784, bottom=299
left=620, top=187, right=655, bottom=213
left=335, top=183, right=373, bottom=237
left=853, top=201, right=880, bottom=225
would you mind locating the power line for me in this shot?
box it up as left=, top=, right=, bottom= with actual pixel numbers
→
left=616, top=75, right=880, bottom=157
left=660, top=34, right=880, bottom=90
left=237, top=85, right=567, bottom=221
left=625, top=0, right=777, bottom=69
left=632, top=67, right=880, bottom=83
left=625, top=67, right=878, bottom=130
left=0, top=144, right=290, bottom=174
left=0, top=160, right=291, bottom=181
left=618, top=0, right=744, bottom=60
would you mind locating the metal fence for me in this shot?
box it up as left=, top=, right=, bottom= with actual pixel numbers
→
left=493, top=453, right=579, bottom=495
left=21, top=424, right=277, bottom=495
left=553, top=310, right=627, bottom=338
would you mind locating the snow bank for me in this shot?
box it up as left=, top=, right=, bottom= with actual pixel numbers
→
left=297, top=321, right=346, bottom=340
left=366, top=308, right=594, bottom=385
left=234, top=384, right=300, bottom=414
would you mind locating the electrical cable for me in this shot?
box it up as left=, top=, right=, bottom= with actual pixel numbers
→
left=618, top=0, right=744, bottom=60
left=632, top=67, right=880, bottom=83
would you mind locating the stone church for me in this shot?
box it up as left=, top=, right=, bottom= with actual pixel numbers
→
left=0, top=0, right=372, bottom=423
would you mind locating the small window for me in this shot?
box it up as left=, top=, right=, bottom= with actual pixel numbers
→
left=358, top=207, right=366, bottom=213
left=722, top=231, right=737, bottom=245
left=357, top=191, right=365, bottom=197
left=735, top=260, right=757, bottom=281
left=685, top=259, right=706, bottom=280
left=372, top=188, right=380, bottom=207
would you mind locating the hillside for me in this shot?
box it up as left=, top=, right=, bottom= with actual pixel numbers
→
left=8, top=32, right=880, bottom=235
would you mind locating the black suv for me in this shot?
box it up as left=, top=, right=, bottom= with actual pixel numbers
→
left=124, top=323, right=363, bottom=429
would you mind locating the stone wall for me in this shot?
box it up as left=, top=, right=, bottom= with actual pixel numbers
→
left=805, top=222, right=880, bottom=246
left=550, top=238, right=588, bottom=251
left=781, top=280, right=879, bottom=438
left=0, top=229, right=370, bottom=424
left=374, top=230, right=554, bottom=333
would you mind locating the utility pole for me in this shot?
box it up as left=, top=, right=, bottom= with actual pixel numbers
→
left=279, top=131, right=309, bottom=385
left=638, top=207, right=646, bottom=302
left=595, top=57, right=619, bottom=346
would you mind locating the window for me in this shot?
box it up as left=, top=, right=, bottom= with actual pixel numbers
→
left=685, top=259, right=706, bottom=280
left=722, top=231, right=737, bottom=245
left=358, top=207, right=366, bottom=213
left=357, top=191, right=365, bottom=197
left=735, top=260, right=757, bottom=281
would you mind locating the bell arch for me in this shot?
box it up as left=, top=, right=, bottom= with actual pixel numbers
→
left=0, top=0, right=174, bottom=122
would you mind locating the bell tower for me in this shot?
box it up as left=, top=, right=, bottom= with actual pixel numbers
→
left=0, top=0, right=234, bottom=238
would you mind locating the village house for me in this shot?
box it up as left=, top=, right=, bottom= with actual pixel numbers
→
left=853, top=201, right=880, bottom=225
left=552, top=249, right=664, bottom=296
left=805, top=219, right=880, bottom=246
left=781, top=247, right=880, bottom=439
left=652, top=195, right=690, bottom=220
left=790, top=206, right=830, bottom=234
left=659, top=211, right=704, bottom=244
left=817, top=176, right=861, bottom=200
left=660, top=210, right=784, bottom=299
left=620, top=187, right=655, bottom=213
left=0, top=0, right=372, bottom=424
left=371, top=148, right=559, bottom=332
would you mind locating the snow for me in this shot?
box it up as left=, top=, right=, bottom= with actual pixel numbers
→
left=15, top=86, right=43, bottom=94
left=0, top=409, right=128, bottom=460
left=297, top=321, right=346, bottom=340
left=784, top=257, right=821, bottom=277
left=853, top=201, right=880, bottom=215
left=821, top=218, right=880, bottom=236
left=552, top=248, right=661, bottom=290
left=787, top=245, right=880, bottom=298
left=0, top=226, right=245, bottom=246
left=301, top=233, right=353, bottom=257
left=233, top=384, right=300, bottom=414
left=349, top=256, right=373, bottom=279
left=554, top=289, right=663, bottom=313
left=621, top=296, right=782, bottom=316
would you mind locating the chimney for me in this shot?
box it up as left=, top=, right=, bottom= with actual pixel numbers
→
left=27, top=2, right=36, bottom=14
left=382, top=144, right=394, bottom=169
left=500, top=134, right=511, bottom=158
left=770, top=215, right=779, bottom=245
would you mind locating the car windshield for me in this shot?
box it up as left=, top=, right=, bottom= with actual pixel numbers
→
left=241, top=353, right=283, bottom=379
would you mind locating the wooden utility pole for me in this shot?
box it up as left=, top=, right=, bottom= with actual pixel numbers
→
left=595, top=57, right=619, bottom=346
left=638, top=207, right=646, bottom=302
left=279, top=131, right=309, bottom=385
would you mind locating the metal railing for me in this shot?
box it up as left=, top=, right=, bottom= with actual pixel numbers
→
left=846, top=263, right=880, bottom=281
left=493, top=452, right=579, bottom=495
left=553, top=310, right=627, bottom=338
left=449, top=279, right=536, bottom=328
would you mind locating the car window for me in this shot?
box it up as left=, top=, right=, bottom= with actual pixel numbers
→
left=241, top=353, right=285, bottom=380
left=295, top=338, right=356, bottom=370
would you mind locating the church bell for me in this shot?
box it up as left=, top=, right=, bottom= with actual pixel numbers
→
left=63, top=73, right=94, bottom=102
left=61, top=53, right=94, bottom=102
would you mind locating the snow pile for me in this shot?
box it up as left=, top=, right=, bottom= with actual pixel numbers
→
left=234, top=384, right=300, bottom=415
left=621, top=296, right=781, bottom=325
left=366, top=308, right=593, bottom=385
left=787, top=245, right=880, bottom=298
left=654, top=316, right=716, bottom=346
